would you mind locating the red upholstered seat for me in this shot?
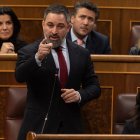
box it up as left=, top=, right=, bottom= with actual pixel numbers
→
left=113, top=93, right=136, bottom=134
left=4, top=87, right=27, bottom=140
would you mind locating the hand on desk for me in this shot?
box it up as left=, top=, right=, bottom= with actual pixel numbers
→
left=0, top=42, right=15, bottom=53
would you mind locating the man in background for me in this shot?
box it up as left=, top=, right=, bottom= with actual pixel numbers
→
left=67, top=0, right=111, bottom=54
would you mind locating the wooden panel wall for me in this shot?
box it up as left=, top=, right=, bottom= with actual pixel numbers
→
left=1, top=54, right=140, bottom=139
left=1, top=0, right=140, bottom=54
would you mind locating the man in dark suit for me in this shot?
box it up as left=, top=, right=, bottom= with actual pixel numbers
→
left=15, top=4, right=101, bottom=140
left=67, top=0, right=111, bottom=54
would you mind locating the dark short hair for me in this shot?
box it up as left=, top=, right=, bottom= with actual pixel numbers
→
left=73, top=0, right=99, bottom=21
left=0, top=6, right=21, bottom=39
left=43, top=4, right=70, bottom=23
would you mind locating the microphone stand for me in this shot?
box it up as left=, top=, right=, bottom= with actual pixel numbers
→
left=41, top=69, right=59, bottom=134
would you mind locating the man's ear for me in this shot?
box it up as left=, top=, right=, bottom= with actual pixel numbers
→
left=70, top=15, right=74, bottom=24
left=66, top=23, right=71, bottom=32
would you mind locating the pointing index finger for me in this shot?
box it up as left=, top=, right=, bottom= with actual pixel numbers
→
left=41, top=38, right=48, bottom=44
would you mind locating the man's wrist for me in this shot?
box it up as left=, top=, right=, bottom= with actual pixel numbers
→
left=76, top=91, right=81, bottom=103
left=35, top=53, right=42, bottom=67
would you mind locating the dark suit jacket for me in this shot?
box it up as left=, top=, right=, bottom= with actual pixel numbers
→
left=122, top=120, right=140, bottom=134
left=129, top=46, right=140, bottom=55
left=67, top=30, right=111, bottom=54
left=15, top=39, right=101, bottom=140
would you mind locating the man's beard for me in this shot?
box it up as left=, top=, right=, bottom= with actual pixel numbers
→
left=47, top=38, right=62, bottom=49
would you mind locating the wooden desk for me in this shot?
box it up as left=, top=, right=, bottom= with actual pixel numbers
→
left=27, top=132, right=140, bottom=140
left=0, top=54, right=140, bottom=138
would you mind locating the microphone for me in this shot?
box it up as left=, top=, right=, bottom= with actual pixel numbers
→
left=40, top=68, right=59, bottom=134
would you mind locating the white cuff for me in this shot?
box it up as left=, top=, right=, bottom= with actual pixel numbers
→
left=76, top=91, right=81, bottom=103
left=35, top=53, right=42, bottom=67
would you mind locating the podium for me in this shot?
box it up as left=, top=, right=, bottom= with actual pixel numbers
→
left=26, top=131, right=140, bottom=140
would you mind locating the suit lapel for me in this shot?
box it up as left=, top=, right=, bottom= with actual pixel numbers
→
left=66, top=31, right=72, bottom=41
left=86, top=32, right=98, bottom=54
left=66, top=39, right=79, bottom=87
left=45, top=52, right=57, bottom=74
left=68, top=29, right=98, bottom=54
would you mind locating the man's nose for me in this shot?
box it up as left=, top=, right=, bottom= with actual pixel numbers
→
left=83, top=18, right=89, bottom=25
left=52, top=27, right=58, bottom=34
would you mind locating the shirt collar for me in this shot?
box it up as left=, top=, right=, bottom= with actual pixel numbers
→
left=70, top=27, right=88, bottom=43
left=61, top=38, right=67, bottom=50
